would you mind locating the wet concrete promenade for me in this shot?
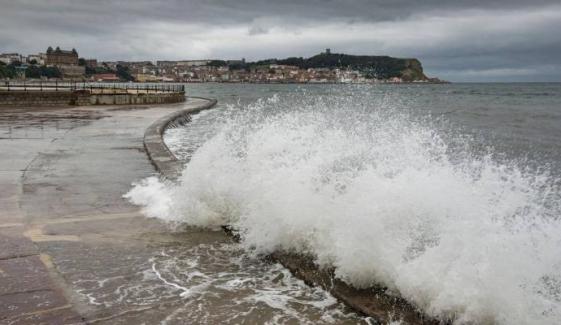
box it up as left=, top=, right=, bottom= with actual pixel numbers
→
left=0, top=99, right=231, bottom=324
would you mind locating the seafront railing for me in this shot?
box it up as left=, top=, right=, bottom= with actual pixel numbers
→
left=0, top=81, right=185, bottom=93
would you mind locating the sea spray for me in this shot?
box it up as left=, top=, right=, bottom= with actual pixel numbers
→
left=127, top=89, right=561, bottom=324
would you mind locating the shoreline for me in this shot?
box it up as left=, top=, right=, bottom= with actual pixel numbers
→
left=3, top=79, right=450, bottom=85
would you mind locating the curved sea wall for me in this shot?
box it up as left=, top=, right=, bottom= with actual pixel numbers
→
left=144, top=97, right=217, bottom=179
left=0, top=90, right=185, bottom=107
left=142, top=97, right=438, bottom=324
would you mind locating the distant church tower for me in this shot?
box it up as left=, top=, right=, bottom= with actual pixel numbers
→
left=325, top=48, right=331, bottom=55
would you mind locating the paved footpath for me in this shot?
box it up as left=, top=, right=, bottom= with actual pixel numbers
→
left=0, top=99, right=228, bottom=324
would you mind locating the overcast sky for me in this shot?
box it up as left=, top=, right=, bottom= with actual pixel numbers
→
left=1, top=0, right=560, bottom=81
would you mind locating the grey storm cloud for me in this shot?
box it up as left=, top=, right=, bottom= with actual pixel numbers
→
left=1, top=0, right=561, bottom=81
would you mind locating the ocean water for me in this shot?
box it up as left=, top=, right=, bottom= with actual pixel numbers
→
left=128, top=83, right=561, bottom=324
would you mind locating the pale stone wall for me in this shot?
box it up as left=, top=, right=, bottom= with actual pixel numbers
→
left=0, top=91, right=77, bottom=107
left=90, top=92, right=185, bottom=105
left=0, top=90, right=185, bottom=107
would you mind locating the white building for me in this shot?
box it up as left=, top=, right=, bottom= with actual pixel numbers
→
left=26, top=54, right=45, bottom=65
left=0, top=53, right=23, bottom=64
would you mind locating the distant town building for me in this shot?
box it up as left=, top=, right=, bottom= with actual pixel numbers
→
left=92, top=73, right=119, bottom=82
left=135, top=73, right=161, bottom=82
left=45, top=46, right=84, bottom=79
left=100, top=61, right=115, bottom=70
left=58, top=65, right=86, bottom=79
left=85, top=59, right=98, bottom=69
left=26, top=54, right=44, bottom=65
left=157, top=60, right=210, bottom=67
left=46, top=46, right=79, bottom=65
left=0, top=53, right=23, bottom=64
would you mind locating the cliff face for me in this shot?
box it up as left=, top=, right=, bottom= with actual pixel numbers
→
left=399, top=58, right=428, bottom=81
left=260, top=53, right=428, bottom=81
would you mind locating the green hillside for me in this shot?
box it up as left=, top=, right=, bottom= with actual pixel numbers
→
left=249, top=52, right=428, bottom=81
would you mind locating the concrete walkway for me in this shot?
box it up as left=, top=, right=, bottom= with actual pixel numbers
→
left=0, top=99, right=229, bottom=324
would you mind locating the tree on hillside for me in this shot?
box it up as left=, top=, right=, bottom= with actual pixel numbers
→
left=41, top=66, right=62, bottom=79
left=208, top=60, right=227, bottom=67
left=25, top=65, right=41, bottom=78
left=0, top=62, right=17, bottom=79
left=116, top=64, right=134, bottom=81
left=24, top=65, right=61, bottom=79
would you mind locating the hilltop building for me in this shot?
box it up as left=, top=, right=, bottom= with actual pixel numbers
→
left=46, top=47, right=79, bottom=65
left=45, top=46, right=84, bottom=79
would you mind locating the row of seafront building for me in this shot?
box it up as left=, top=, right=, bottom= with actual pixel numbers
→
left=1, top=47, right=87, bottom=79
left=2, top=48, right=416, bottom=83
left=108, top=60, right=408, bottom=84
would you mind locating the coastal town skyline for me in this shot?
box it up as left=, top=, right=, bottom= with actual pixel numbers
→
left=1, top=1, right=560, bottom=82
left=0, top=46, right=441, bottom=83
left=2, top=2, right=561, bottom=324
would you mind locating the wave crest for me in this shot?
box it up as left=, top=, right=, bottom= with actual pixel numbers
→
left=127, top=90, right=561, bottom=324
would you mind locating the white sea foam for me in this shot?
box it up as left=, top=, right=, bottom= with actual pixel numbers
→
left=126, top=90, right=561, bottom=324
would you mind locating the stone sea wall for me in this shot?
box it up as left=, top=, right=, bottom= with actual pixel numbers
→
left=0, top=90, right=185, bottom=107
left=143, top=97, right=218, bottom=179
left=89, top=92, right=185, bottom=105
left=0, top=91, right=87, bottom=107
